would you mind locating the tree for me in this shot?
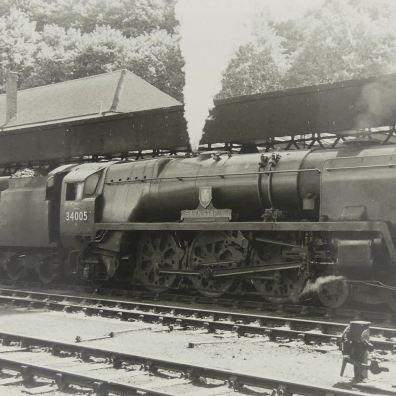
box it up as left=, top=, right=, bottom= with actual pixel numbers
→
left=9, top=0, right=177, bottom=37
left=0, top=1, right=183, bottom=99
left=20, top=24, right=82, bottom=88
left=220, top=0, right=396, bottom=97
left=0, top=8, right=38, bottom=92
left=282, top=0, right=396, bottom=88
left=125, top=28, right=184, bottom=100
left=71, top=26, right=130, bottom=77
left=77, top=0, right=178, bottom=37
left=218, top=43, right=283, bottom=99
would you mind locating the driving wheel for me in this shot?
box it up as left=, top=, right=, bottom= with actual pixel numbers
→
left=188, top=231, right=246, bottom=297
left=135, top=232, right=183, bottom=292
left=251, top=244, right=305, bottom=303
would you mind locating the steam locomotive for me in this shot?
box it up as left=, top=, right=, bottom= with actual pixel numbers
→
left=1, top=140, right=396, bottom=310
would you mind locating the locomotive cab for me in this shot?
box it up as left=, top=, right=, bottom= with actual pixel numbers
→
left=59, top=162, right=115, bottom=248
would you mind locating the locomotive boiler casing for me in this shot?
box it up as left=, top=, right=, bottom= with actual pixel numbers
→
left=65, top=143, right=396, bottom=233
left=101, top=150, right=317, bottom=223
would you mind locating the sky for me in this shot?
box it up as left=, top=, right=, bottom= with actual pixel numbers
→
left=176, top=0, right=324, bottom=150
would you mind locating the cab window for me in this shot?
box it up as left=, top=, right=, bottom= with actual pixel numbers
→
left=84, top=172, right=101, bottom=197
left=66, top=182, right=84, bottom=201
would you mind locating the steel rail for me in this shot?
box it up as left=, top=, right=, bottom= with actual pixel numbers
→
left=0, top=356, right=171, bottom=396
left=0, top=331, right=381, bottom=396
left=0, top=281, right=395, bottom=326
left=0, top=288, right=395, bottom=350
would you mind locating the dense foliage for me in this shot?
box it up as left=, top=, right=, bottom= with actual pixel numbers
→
left=2, top=0, right=396, bottom=102
left=0, top=0, right=184, bottom=100
left=219, top=0, right=396, bottom=98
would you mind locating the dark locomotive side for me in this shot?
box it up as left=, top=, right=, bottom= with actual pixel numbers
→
left=1, top=141, right=396, bottom=310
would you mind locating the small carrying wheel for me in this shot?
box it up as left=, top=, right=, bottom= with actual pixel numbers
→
left=317, top=277, right=350, bottom=308
left=4, top=255, right=27, bottom=281
left=36, top=256, right=62, bottom=284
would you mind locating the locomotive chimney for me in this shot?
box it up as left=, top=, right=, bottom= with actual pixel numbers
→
left=5, top=71, right=18, bottom=123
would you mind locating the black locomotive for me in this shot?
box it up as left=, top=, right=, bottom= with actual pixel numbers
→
left=1, top=141, right=396, bottom=310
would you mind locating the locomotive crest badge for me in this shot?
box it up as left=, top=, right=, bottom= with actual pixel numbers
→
left=199, top=186, right=212, bottom=208
left=181, top=186, right=232, bottom=222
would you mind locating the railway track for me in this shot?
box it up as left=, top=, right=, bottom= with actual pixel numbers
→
left=0, top=330, right=389, bottom=396
left=1, top=279, right=395, bottom=325
left=1, top=287, right=396, bottom=351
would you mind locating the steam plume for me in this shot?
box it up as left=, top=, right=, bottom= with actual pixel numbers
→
left=355, top=79, right=396, bottom=130
left=175, top=0, right=258, bottom=151
left=175, top=0, right=324, bottom=151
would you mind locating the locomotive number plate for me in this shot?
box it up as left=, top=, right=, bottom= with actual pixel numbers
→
left=181, top=208, right=232, bottom=222
left=65, top=210, right=88, bottom=221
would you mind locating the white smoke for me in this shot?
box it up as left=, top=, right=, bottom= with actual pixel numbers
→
left=175, top=0, right=324, bottom=151
left=301, top=275, right=346, bottom=297
left=175, top=0, right=258, bottom=151
left=355, top=79, right=396, bottom=130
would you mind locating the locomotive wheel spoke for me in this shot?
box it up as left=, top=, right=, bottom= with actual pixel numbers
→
left=135, top=232, right=182, bottom=293
left=252, top=270, right=303, bottom=303
left=188, top=231, right=246, bottom=298
left=251, top=244, right=305, bottom=303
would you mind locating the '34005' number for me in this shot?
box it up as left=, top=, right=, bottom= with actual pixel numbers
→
left=65, top=211, right=88, bottom=221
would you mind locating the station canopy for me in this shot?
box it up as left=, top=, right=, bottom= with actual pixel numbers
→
left=0, top=69, right=188, bottom=167
left=202, top=73, right=396, bottom=147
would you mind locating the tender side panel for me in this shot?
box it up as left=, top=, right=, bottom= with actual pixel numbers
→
left=0, top=177, right=52, bottom=247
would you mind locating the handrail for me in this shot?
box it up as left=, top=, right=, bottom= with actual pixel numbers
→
left=105, top=168, right=321, bottom=184
left=326, top=163, right=396, bottom=171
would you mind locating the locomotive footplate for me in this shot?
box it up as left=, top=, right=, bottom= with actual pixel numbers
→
left=159, top=262, right=302, bottom=278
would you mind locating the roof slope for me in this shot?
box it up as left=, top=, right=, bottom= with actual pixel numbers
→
left=0, top=69, right=181, bottom=130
